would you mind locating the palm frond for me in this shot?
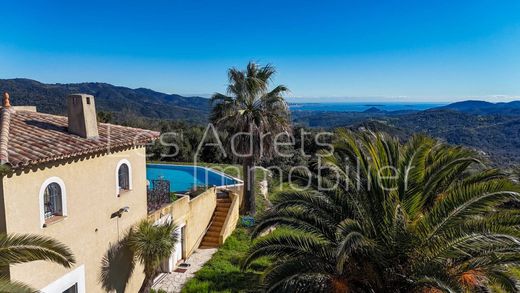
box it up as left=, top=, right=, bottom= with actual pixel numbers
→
left=0, top=278, right=34, bottom=293
left=0, top=233, right=75, bottom=268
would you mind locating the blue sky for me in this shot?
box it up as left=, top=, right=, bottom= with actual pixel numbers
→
left=1, top=0, right=520, bottom=102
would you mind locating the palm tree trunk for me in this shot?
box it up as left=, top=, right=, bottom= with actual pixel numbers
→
left=138, top=272, right=156, bottom=293
left=243, top=158, right=256, bottom=215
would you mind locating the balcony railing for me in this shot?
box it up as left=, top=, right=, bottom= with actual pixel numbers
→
left=147, top=179, right=173, bottom=214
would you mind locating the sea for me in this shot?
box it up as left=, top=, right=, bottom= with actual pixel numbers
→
left=289, top=102, right=446, bottom=112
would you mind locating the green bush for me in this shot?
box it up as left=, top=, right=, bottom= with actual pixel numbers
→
left=182, top=281, right=212, bottom=292
left=169, top=192, right=178, bottom=202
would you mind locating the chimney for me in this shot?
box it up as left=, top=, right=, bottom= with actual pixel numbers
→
left=67, top=94, right=99, bottom=139
left=3, top=92, right=11, bottom=109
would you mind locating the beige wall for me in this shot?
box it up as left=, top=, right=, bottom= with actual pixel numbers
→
left=219, top=191, right=240, bottom=245
left=147, top=188, right=216, bottom=260
left=185, top=188, right=216, bottom=256
left=1, top=147, right=148, bottom=292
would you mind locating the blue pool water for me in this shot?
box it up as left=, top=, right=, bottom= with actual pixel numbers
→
left=146, top=164, right=238, bottom=193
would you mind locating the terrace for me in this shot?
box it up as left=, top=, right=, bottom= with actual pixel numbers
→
left=146, top=164, right=243, bottom=214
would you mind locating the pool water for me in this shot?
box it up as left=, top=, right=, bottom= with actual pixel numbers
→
left=146, top=164, right=238, bottom=193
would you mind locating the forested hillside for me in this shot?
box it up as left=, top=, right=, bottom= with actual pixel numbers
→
left=2, top=78, right=519, bottom=166
left=0, top=78, right=210, bottom=123
left=293, top=109, right=520, bottom=167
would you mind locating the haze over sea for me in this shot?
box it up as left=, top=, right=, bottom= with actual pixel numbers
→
left=289, top=102, right=447, bottom=112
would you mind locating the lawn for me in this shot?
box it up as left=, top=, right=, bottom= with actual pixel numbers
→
left=148, top=161, right=286, bottom=292
left=182, top=227, right=268, bottom=293
left=170, top=162, right=288, bottom=293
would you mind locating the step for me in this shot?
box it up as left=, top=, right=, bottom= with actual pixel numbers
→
left=215, top=211, right=228, bottom=217
left=217, top=198, right=231, bottom=202
left=209, top=227, right=223, bottom=234
left=208, top=228, right=222, bottom=235
left=210, top=222, right=224, bottom=231
left=213, top=215, right=226, bottom=221
left=213, top=218, right=225, bottom=225
left=203, top=235, right=219, bottom=242
left=200, top=244, right=218, bottom=249
left=214, top=215, right=226, bottom=220
left=211, top=220, right=223, bottom=226
left=201, top=240, right=218, bottom=246
left=201, top=244, right=218, bottom=248
left=206, top=231, right=220, bottom=238
left=216, top=207, right=229, bottom=212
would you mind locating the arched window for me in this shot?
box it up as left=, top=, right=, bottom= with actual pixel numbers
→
left=44, top=183, right=63, bottom=219
left=39, top=177, right=67, bottom=227
left=116, top=159, right=132, bottom=196
left=118, top=163, right=130, bottom=190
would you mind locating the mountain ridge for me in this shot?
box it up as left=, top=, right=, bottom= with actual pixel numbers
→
left=0, top=78, right=211, bottom=123
left=434, top=100, right=520, bottom=115
left=2, top=78, right=520, bottom=166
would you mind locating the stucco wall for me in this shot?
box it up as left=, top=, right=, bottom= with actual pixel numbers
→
left=219, top=191, right=240, bottom=244
left=147, top=188, right=217, bottom=259
left=186, top=188, right=216, bottom=256
left=147, top=195, right=190, bottom=225
left=1, top=147, right=148, bottom=293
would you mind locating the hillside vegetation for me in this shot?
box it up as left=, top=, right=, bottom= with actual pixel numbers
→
left=2, top=78, right=520, bottom=166
left=0, top=78, right=210, bottom=123
left=293, top=109, right=520, bottom=167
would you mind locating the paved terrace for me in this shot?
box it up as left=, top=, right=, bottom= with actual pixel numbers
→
left=152, top=248, right=218, bottom=293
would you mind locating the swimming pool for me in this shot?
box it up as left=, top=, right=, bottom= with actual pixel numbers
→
left=146, top=164, right=239, bottom=193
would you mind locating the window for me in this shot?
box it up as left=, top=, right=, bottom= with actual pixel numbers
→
left=44, top=183, right=63, bottom=219
left=118, top=164, right=130, bottom=190
left=39, top=177, right=68, bottom=227
left=115, top=159, right=132, bottom=196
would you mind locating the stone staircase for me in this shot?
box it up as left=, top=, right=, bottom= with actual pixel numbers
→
left=199, top=196, right=232, bottom=248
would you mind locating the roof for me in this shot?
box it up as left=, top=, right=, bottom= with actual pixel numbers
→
left=0, top=108, right=160, bottom=169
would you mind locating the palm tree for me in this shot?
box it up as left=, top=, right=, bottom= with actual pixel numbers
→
left=211, top=62, right=291, bottom=215
left=128, top=219, right=178, bottom=293
left=0, top=233, right=75, bottom=292
left=243, top=131, right=520, bottom=292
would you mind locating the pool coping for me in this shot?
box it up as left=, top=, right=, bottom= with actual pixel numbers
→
left=146, top=163, right=244, bottom=194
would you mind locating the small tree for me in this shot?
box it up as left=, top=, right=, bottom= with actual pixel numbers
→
left=128, top=220, right=178, bottom=293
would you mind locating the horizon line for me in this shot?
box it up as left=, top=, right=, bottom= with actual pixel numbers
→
left=2, top=77, right=519, bottom=103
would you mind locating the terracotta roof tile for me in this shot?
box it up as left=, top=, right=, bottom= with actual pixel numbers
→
left=0, top=110, right=159, bottom=169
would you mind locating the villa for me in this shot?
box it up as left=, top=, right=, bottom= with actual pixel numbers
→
left=0, top=93, right=242, bottom=292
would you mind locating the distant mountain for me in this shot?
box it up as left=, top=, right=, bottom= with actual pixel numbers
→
left=363, top=106, right=385, bottom=113
left=3, top=78, right=520, bottom=166
left=0, top=78, right=211, bottom=123
left=292, top=108, right=520, bottom=167
left=435, top=100, right=520, bottom=115
left=390, top=110, right=520, bottom=166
